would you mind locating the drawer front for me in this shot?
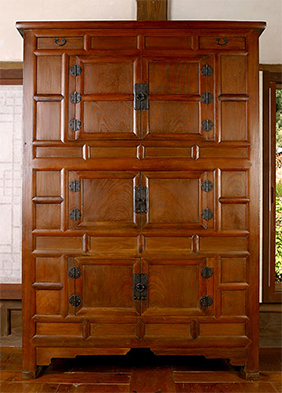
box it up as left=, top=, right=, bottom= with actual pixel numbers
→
left=199, top=36, right=246, bottom=50
left=37, top=36, right=84, bottom=49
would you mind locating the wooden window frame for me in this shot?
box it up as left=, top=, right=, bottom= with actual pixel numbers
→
left=262, top=66, right=282, bottom=303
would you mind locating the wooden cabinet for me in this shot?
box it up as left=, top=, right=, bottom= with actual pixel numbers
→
left=17, top=20, right=265, bottom=379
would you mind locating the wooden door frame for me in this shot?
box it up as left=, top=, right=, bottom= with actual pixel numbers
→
left=262, top=65, right=282, bottom=303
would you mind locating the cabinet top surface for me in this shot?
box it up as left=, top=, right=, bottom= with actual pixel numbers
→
left=16, top=20, right=266, bottom=37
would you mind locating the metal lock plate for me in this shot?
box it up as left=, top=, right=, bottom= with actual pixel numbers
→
left=68, top=267, right=82, bottom=279
left=134, top=83, right=149, bottom=110
left=70, top=92, right=82, bottom=104
left=69, top=294, right=81, bottom=307
left=134, top=186, right=148, bottom=214
left=200, top=295, right=213, bottom=308
left=69, top=208, right=81, bottom=221
left=133, top=273, right=148, bottom=300
left=201, top=267, right=213, bottom=279
left=201, top=208, right=214, bottom=221
left=68, top=180, right=81, bottom=192
left=201, top=119, right=214, bottom=132
left=201, top=92, right=213, bottom=104
left=69, top=119, right=81, bottom=132
left=200, top=64, right=213, bottom=76
left=201, top=180, right=214, bottom=192
left=70, top=64, right=82, bottom=76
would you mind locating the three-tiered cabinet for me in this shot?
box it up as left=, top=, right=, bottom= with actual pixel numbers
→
left=17, top=21, right=265, bottom=379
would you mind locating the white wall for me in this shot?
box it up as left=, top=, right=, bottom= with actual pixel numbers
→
left=0, top=0, right=281, bottom=63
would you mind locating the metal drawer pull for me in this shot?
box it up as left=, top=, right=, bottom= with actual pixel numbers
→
left=54, top=38, right=66, bottom=46
left=216, top=37, right=228, bottom=46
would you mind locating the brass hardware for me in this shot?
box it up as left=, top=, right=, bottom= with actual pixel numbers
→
left=69, top=294, right=81, bottom=307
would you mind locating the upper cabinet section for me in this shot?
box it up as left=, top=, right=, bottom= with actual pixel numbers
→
left=18, top=21, right=265, bottom=143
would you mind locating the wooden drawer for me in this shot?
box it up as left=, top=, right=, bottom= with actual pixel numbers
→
left=37, top=36, right=84, bottom=49
left=199, top=36, right=246, bottom=50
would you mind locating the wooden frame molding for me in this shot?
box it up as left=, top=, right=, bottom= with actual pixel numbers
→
left=0, top=284, right=22, bottom=300
left=0, top=62, right=23, bottom=85
left=262, top=67, right=282, bottom=303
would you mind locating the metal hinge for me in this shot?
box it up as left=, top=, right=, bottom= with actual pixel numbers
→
left=133, top=273, right=148, bottom=301
left=69, top=119, right=81, bottom=132
left=134, top=186, right=148, bottom=214
left=200, top=295, right=213, bottom=308
left=70, top=64, right=82, bottom=76
left=201, top=267, right=213, bottom=279
left=134, top=83, right=149, bottom=111
left=70, top=91, right=82, bottom=104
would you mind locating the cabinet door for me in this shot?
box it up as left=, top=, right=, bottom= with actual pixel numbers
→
left=68, top=56, right=141, bottom=140
left=142, top=55, right=215, bottom=141
left=67, top=257, right=141, bottom=317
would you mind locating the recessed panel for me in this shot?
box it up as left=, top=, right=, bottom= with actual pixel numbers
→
left=145, top=35, right=192, bottom=50
left=36, top=102, right=61, bottom=140
left=148, top=264, right=199, bottom=309
left=221, top=290, right=246, bottom=316
left=149, top=62, right=199, bottom=94
left=37, top=56, right=62, bottom=94
left=221, top=204, right=247, bottom=230
left=221, top=56, right=247, bottom=94
left=149, top=102, right=199, bottom=134
left=149, top=178, right=199, bottom=223
left=36, top=205, right=61, bottom=229
left=221, top=171, right=247, bottom=197
left=36, top=171, right=61, bottom=196
left=84, top=62, right=133, bottom=94
left=83, top=265, right=132, bottom=308
left=90, top=36, right=137, bottom=50
left=83, top=101, right=133, bottom=134
left=36, top=257, right=61, bottom=282
left=36, top=290, right=61, bottom=315
left=82, top=178, right=133, bottom=223
left=221, top=258, right=247, bottom=283
left=221, top=102, right=247, bottom=141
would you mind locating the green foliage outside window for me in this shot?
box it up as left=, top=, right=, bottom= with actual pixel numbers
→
left=277, top=89, right=282, bottom=150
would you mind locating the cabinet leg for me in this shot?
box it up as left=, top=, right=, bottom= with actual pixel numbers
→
left=240, top=367, right=260, bottom=381
left=22, top=366, right=43, bottom=380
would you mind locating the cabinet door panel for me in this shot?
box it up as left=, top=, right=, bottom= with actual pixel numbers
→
left=68, top=171, right=140, bottom=231
left=141, top=259, right=214, bottom=317
left=69, top=56, right=140, bottom=140
left=144, top=56, right=215, bottom=141
left=143, top=171, right=215, bottom=231
left=68, top=257, right=140, bottom=317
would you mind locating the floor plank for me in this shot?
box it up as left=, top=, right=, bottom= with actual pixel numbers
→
left=0, top=381, right=59, bottom=392
left=174, top=371, right=245, bottom=383
left=130, top=366, right=176, bottom=393
left=175, top=382, right=277, bottom=393
left=56, top=384, right=130, bottom=393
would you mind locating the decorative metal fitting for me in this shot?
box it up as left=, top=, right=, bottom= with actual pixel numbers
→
left=70, top=64, right=82, bottom=76
left=68, top=267, right=82, bottom=279
left=216, top=37, right=228, bottom=46
left=69, top=119, right=81, bottom=132
left=201, top=92, right=213, bottom=104
left=69, top=294, right=81, bottom=307
left=200, top=64, right=213, bottom=77
left=69, top=208, right=81, bottom=221
left=68, top=180, right=81, bottom=192
left=54, top=38, right=66, bottom=46
left=200, top=295, right=213, bottom=308
left=70, top=92, right=82, bottom=104
left=201, top=208, right=214, bottom=221
left=201, top=180, right=213, bottom=193
left=134, top=83, right=149, bottom=110
left=201, top=119, right=214, bottom=132
left=201, top=267, right=213, bottom=279
left=134, top=186, right=148, bottom=214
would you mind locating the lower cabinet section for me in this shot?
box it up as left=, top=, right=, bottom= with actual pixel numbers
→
left=33, top=321, right=249, bottom=366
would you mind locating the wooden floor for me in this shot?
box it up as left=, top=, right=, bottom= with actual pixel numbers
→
left=0, top=342, right=281, bottom=392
